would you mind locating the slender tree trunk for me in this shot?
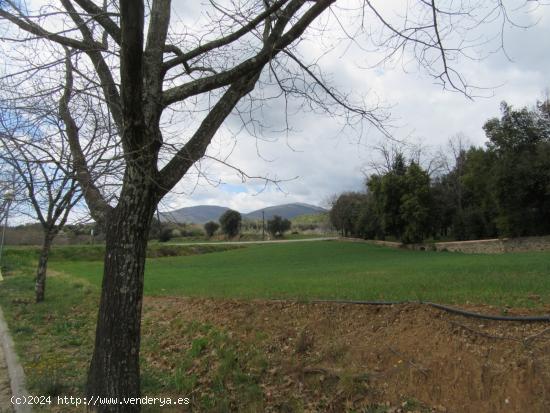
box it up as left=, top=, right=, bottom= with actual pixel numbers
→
left=86, top=177, right=157, bottom=413
left=35, top=231, right=54, bottom=303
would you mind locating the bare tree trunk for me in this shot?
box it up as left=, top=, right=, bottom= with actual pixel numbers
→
left=35, top=232, right=54, bottom=303
left=86, top=176, right=156, bottom=413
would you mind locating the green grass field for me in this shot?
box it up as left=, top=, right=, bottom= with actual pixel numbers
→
left=1, top=240, right=549, bottom=411
left=48, top=240, right=550, bottom=307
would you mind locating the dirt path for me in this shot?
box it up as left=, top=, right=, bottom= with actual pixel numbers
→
left=167, top=237, right=338, bottom=246
left=0, top=305, right=29, bottom=413
left=0, top=329, right=13, bottom=412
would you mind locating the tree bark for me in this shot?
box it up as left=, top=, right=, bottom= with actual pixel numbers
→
left=85, top=171, right=157, bottom=413
left=35, top=231, right=54, bottom=303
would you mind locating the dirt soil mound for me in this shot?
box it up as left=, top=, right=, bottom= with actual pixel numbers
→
left=144, top=297, right=550, bottom=412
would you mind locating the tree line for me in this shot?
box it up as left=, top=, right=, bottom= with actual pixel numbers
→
left=330, top=100, right=550, bottom=243
left=157, top=210, right=292, bottom=242
left=207, top=210, right=291, bottom=239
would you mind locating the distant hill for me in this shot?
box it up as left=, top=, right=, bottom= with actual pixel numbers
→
left=243, top=203, right=326, bottom=221
left=159, top=205, right=229, bottom=224
left=160, top=202, right=326, bottom=224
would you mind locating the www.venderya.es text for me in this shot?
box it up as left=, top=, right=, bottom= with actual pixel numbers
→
left=11, top=395, right=190, bottom=407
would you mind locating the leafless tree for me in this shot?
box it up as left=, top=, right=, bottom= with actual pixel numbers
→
left=0, top=0, right=538, bottom=410
left=363, top=139, right=444, bottom=178
left=436, top=132, right=472, bottom=213
left=442, top=133, right=471, bottom=174
left=0, top=131, right=81, bottom=302
left=0, top=86, right=119, bottom=302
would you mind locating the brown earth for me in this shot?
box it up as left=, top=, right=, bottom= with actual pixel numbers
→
left=143, top=297, right=550, bottom=413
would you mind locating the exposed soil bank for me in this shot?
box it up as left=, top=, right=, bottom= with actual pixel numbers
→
left=144, top=297, right=550, bottom=412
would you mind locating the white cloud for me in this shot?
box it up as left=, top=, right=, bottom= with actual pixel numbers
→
left=161, top=2, right=549, bottom=213
left=7, top=1, right=549, bottom=215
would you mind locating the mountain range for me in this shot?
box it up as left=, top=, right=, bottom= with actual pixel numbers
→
left=160, top=202, right=326, bottom=224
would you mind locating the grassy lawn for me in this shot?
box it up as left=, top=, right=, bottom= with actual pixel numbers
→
left=0, top=273, right=272, bottom=412
left=49, top=240, right=550, bottom=307
left=0, top=273, right=97, bottom=404
left=0, top=245, right=269, bottom=412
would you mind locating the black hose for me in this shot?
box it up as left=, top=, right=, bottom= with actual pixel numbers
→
left=424, top=302, right=550, bottom=322
left=313, top=299, right=402, bottom=306
left=310, top=299, right=550, bottom=322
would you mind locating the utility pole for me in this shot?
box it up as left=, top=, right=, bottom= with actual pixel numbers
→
left=0, top=190, right=14, bottom=281
left=262, top=210, right=265, bottom=241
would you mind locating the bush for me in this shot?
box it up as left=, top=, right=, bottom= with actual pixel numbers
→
left=158, top=228, right=173, bottom=243
left=267, top=215, right=291, bottom=238
left=219, top=210, right=241, bottom=238
left=204, top=221, right=220, bottom=238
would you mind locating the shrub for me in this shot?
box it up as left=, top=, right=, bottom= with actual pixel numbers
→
left=159, top=228, right=173, bottom=243
left=204, top=221, right=220, bottom=238
left=267, top=215, right=291, bottom=238
left=219, top=210, right=241, bottom=238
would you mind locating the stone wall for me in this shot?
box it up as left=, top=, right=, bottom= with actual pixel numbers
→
left=356, top=236, right=550, bottom=254
left=434, top=236, right=550, bottom=253
left=433, top=239, right=505, bottom=254
left=502, top=236, right=550, bottom=252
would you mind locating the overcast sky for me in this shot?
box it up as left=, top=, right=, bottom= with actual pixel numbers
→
left=158, top=1, right=550, bottom=214
left=4, top=1, right=549, bottom=218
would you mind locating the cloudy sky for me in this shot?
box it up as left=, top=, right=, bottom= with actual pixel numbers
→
left=4, top=1, right=549, bottom=218
left=158, top=1, right=550, bottom=214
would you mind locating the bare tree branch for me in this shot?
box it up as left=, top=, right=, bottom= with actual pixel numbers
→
left=162, top=0, right=336, bottom=106
left=0, top=0, right=103, bottom=50
left=60, top=49, right=112, bottom=221
left=59, top=0, right=124, bottom=128
left=72, top=0, right=122, bottom=44
left=162, top=0, right=288, bottom=73
left=159, top=70, right=262, bottom=194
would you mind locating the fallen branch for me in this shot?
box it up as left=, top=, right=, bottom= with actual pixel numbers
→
left=524, top=327, right=550, bottom=345
left=448, top=320, right=521, bottom=342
